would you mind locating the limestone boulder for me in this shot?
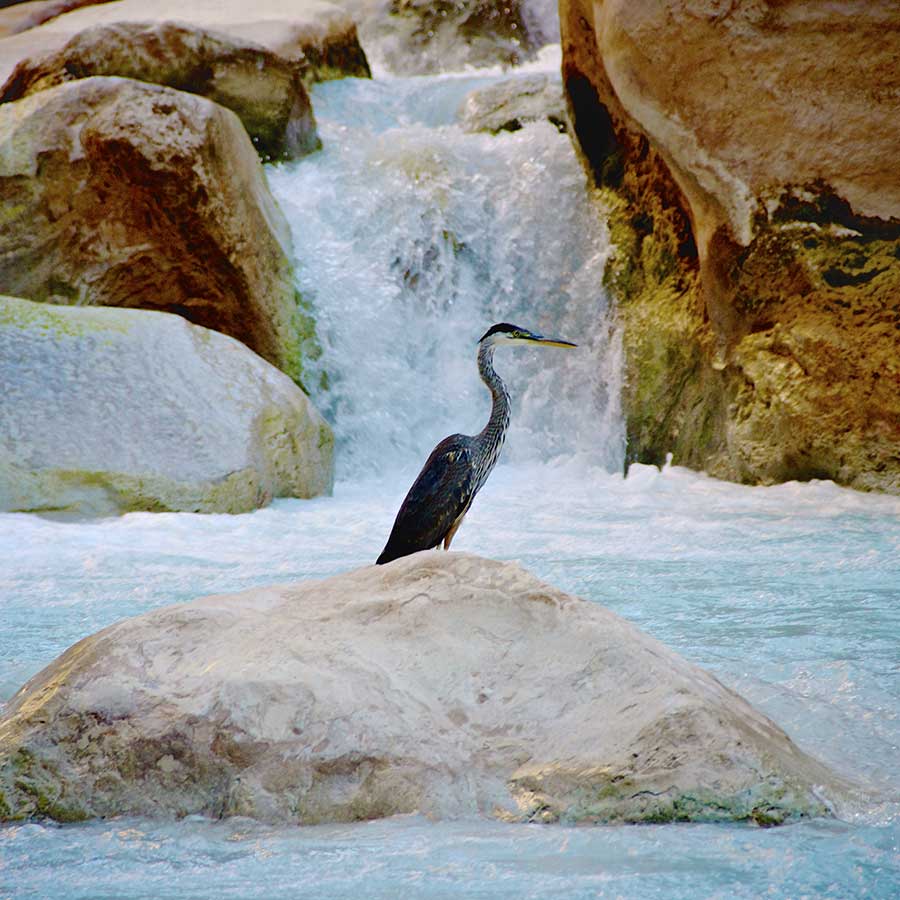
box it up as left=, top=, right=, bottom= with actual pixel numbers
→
left=0, top=0, right=370, bottom=89
left=0, top=552, right=847, bottom=825
left=0, top=295, right=333, bottom=516
left=458, top=73, right=567, bottom=134
left=0, top=76, right=313, bottom=386
left=1, top=21, right=320, bottom=161
left=561, top=0, right=900, bottom=492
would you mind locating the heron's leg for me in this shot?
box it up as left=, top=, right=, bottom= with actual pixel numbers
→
left=443, top=511, right=467, bottom=550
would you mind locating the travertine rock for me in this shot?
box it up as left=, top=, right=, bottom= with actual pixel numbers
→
left=0, top=295, right=333, bottom=516
left=561, top=0, right=900, bottom=492
left=458, top=73, right=567, bottom=134
left=0, top=76, right=313, bottom=386
left=1, top=21, right=320, bottom=160
left=0, top=0, right=370, bottom=88
left=0, top=552, right=846, bottom=824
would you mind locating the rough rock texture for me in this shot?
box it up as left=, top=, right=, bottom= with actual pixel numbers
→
left=0, top=21, right=320, bottom=161
left=0, top=76, right=315, bottom=387
left=458, top=73, right=567, bottom=134
left=561, top=0, right=900, bottom=492
left=360, top=0, right=538, bottom=75
left=0, top=552, right=846, bottom=825
left=0, top=295, right=333, bottom=516
left=0, top=0, right=370, bottom=88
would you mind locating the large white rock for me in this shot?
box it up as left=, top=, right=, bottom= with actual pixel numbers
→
left=0, top=553, right=847, bottom=824
left=0, top=295, right=333, bottom=516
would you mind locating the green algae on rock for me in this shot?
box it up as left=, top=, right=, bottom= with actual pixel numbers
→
left=561, top=0, right=900, bottom=492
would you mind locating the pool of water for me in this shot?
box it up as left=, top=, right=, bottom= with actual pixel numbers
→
left=2, top=466, right=899, bottom=898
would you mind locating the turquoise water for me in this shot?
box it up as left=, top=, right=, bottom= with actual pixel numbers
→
left=2, top=56, right=899, bottom=899
left=2, top=468, right=899, bottom=897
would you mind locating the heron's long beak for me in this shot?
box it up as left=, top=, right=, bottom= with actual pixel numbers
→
left=526, top=333, right=577, bottom=349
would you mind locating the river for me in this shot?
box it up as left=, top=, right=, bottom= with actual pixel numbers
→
left=1, top=53, right=898, bottom=899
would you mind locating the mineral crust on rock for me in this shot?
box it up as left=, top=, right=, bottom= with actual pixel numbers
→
left=0, top=295, right=333, bottom=516
left=0, top=553, right=846, bottom=824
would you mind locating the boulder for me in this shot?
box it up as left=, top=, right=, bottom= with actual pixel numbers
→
left=1, top=21, right=320, bottom=161
left=0, top=552, right=846, bottom=824
left=458, top=73, right=567, bottom=134
left=0, top=76, right=314, bottom=387
left=0, top=0, right=370, bottom=89
left=0, top=295, right=334, bottom=516
left=561, top=0, right=900, bottom=492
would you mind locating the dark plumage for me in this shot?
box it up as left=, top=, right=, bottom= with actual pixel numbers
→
left=376, top=323, right=575, bottom=565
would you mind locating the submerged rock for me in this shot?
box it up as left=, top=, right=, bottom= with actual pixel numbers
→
left=0, top=21, right=320, bottom=161
left=0, top=295, right=333, bottom=516
left=561, top=0, right=900, bottom=493
left=0, top=553, right=846, bottom=824
left=458, top=73, right=567, bottom=134
left=0, top=76, right=314, bottom=387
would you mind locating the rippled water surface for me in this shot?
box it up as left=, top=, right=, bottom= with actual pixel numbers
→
left=3, top=54, right=900, bottom=900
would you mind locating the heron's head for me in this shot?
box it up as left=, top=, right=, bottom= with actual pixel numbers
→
left=477, top=322, right=577, bottom=350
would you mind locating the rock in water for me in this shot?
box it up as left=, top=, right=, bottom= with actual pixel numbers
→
left=0, top=295, right=334, bottom=515
left=560, top=0, right=900, bottom=493
left=0, top=21, right=321, bottom=161
left=0, top=553, right=847, bottom=824
left=0, top=76, right=312, bottom=386
left=0, top=0, right=370, bottom=88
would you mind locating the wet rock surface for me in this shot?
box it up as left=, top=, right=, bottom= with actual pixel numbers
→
left=458, top=73, right=566, bottom=134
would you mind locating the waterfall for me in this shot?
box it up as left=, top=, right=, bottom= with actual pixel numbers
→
left=268, top=60, right=623, bottom=482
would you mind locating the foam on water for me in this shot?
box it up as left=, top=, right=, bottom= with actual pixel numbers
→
left=2, top=57, right=899, bottom=900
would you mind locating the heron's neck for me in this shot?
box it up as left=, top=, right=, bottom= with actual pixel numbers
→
left=476, top=342, right=511, bottom=455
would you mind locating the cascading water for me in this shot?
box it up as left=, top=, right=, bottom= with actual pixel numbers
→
left=1, top=53, right=899, bottom=900
left=267, top=52, right=624, bottom=482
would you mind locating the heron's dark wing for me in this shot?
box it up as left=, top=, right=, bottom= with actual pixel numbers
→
left=376, top=435, right=475, bottom=564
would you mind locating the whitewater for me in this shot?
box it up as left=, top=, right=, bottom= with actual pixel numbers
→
left=2, top=53, right=898, bottom=899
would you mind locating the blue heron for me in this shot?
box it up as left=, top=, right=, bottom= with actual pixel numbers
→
left=376, top=322, right=576, bottom=564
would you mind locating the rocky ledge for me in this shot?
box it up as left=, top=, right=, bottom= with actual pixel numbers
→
left=561, top=0, right=900, bottom=493
left=0, top=553, right=846, bottom=825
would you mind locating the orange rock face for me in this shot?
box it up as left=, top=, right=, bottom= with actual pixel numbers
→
left=562, top=0, right=900, bottom=492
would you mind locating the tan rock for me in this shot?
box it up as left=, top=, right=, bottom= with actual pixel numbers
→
left=1, top=21, right=320, bottom=161
left=561, top=0, right=900, bottom=492
left=0, top=553, right=849, bottom=825
left=0, top=295, right=333, bottom=516
left=0, top=76, right=313, bottom=386
left=0, top=0, right=370, bottom=88
left=458, top=73, right=567, bottom=134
